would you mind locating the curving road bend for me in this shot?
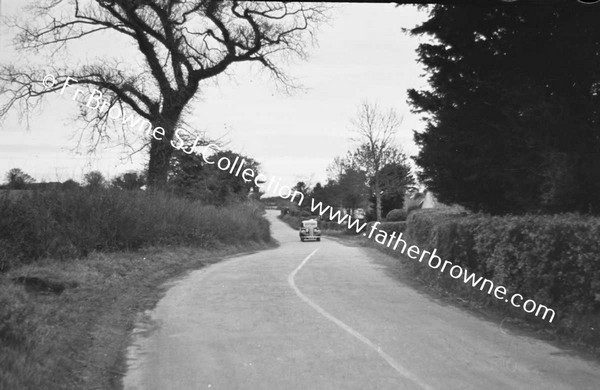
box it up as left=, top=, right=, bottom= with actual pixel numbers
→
left=123, top=210, right=600, bottom=390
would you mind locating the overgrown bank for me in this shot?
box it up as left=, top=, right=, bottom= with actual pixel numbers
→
left=0, top=190, right=274, bottom=389
left=0, top=189, right=270, bottom=270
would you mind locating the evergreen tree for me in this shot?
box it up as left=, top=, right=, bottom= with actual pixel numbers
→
left=377, top=160, right=415, bottom=216
left=408, top=3, right=600, bottom=214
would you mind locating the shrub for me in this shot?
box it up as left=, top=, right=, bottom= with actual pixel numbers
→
left=377, top=221, right=407, bottom=234
left=405, top=204, right=417, bottom=214
left=405, top=209, right=600, bottom=320
left=0, top=189, right=271, bottom=270
left=320, top=220, right=349, bottom=231
left=386, top=209, right=407, bottom=222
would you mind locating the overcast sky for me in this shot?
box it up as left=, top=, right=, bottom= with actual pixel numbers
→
left=0, top=1, right=429, bottom=192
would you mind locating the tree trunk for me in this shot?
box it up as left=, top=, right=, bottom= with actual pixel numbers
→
left=147, top=113, right=178, bottom=190
left=375, top=175, right=382, bottom=221
left=147, top=138, right=173, bottom=190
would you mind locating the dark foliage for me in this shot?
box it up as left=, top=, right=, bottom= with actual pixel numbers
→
left=386, top=209, right=407, bottom=222
left=377, top=162, right=415, bottom=216
left=4, top=169, right=34, bottom=190
left=61, top=179, right=80, bottom=191
left=83, top=171, right=106, bottom=189
left=406, top=210, right=600, bottom=330
left=111, top=172, right=145, bottom=190
left=409, top=4, right=600, bottom=214
left=0, top=188, right=269, bottom=271
left=168, top=149, right=261, bottom=205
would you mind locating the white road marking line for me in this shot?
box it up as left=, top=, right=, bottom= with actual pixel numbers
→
left=288, top=248, right=434, bottom=390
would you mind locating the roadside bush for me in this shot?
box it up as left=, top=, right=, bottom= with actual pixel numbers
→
left=377, top=221, right=407, bottom=234
left=386, top=209, right=407, bottom=222
left=0, top=189, right=270, bottom=270
left=319, top=220, right=346, bottom=230
left=406, top=209, right=600, bottom=321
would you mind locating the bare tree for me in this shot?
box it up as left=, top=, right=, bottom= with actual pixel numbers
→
left=350, top=101, right=404, bottom=221
left=326, top=156, right=347, bottom=182
left=326, top=152, right=361, bottom=182
left=0, top=0, right=327, bottom=188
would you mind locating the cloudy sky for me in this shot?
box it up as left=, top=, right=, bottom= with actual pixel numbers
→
left=0, top=1, right=429, bottom=192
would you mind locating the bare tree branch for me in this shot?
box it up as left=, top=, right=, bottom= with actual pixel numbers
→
left=350, top=101, right=404, bottom=220
left=1, top=0, right=329, bottom=187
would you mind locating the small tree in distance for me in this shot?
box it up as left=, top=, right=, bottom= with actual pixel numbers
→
left=0, top=1, right=328, bottom=189
left=61, top=179, right=80, bottom=191
left=377, top=158, right=415, bottom=216
left=84, top=171, right=106, bottom=190
left=112, top=172, right=146, bottom=191
left=350, top=101, right=410, bottom=221
left=168, top=148, right=261, bottom=204
left=5, top=168, right=35, bottom=189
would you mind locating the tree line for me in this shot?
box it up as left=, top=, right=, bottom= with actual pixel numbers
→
left=285, top=102, right=415, bottom=221
left=409, top=2, right=600, bottom=214
left=1, top=148, right=261, bottom=205
left=0, top=1, right=328, bottom=189
left=3, top=1, right=598, bottom=216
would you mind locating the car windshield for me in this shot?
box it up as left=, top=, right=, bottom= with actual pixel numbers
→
left=301, top=220, right=318, bottom=228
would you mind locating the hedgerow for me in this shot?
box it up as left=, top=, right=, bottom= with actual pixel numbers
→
left=405, top=209, right=600, bottom=331
left=0, top=189, right=270, bottom=271
left=385, top=209, right=407, bottom=222
left=376, top=221, right=407, bottom=234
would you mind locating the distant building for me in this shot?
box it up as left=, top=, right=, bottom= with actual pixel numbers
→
left=421, top=191, right=439, bottom=209
left=404, top=189, right=448, bottom=210
left=404, top=190, right=426, bottom=211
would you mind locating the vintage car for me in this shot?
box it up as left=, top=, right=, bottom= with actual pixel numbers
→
left=299, top=219, right=321, bottom=242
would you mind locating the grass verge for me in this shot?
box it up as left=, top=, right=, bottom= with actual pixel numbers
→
left=0, top=241, right=275, bottom=390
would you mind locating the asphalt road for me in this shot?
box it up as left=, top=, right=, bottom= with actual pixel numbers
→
left=123, top=210, right=600, bottom=390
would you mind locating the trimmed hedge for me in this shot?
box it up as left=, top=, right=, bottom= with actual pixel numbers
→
left=386, top=209, right=407, bottom=222
left=406, top=209, right=600, bottom=319
left=375, top=221, right=407, bottom=234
